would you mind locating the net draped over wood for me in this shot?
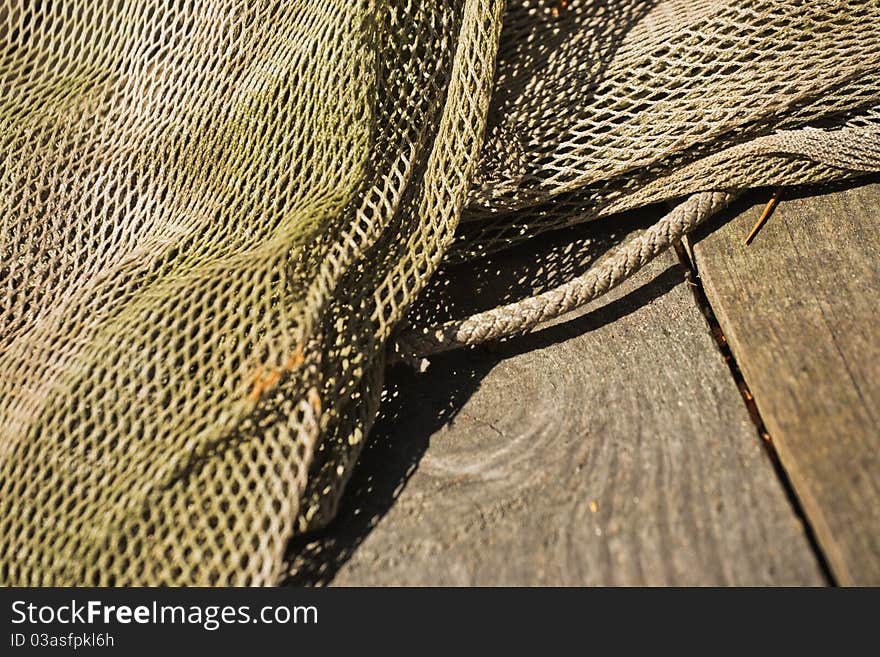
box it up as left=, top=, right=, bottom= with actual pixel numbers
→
left=1, top=0, right=879, bottom=585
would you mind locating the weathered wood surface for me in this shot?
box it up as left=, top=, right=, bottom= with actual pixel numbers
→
left=691, top=180, right=880, bottom=586
left=288, top=218, right=825, bottom=585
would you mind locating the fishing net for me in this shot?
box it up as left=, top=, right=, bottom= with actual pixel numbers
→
left=2, top=0, right=879, bottom=585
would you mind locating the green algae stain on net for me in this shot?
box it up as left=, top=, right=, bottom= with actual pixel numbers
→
left=1, top=0, right=879, bottom=585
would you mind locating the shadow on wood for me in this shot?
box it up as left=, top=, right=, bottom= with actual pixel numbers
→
left=285, top=263, right=682, bottom=585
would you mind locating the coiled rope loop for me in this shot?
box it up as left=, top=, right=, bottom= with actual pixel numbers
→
left=397, top=190, right=736, bottom=358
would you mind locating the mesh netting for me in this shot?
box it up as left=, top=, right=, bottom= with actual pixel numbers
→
left=2, top=0, right=879, bottom=585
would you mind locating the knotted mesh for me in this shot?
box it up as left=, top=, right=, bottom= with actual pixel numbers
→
left=2, top=0, right=879, bottom=585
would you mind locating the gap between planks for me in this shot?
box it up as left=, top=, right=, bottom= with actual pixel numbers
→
left=674, top=241, right=836, bottom=585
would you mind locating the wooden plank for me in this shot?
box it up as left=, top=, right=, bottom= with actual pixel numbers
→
left=690, top=181, right=880, bottom=585
left=287, top=218, right=825, bottom=585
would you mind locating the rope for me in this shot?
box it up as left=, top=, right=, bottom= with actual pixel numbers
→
left=396, top=190, right=735, bottom=357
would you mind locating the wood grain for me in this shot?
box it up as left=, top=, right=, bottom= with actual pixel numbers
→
left=288, top=222, right=825, bottom=585
left=691, top=180, right=880, bottom=585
